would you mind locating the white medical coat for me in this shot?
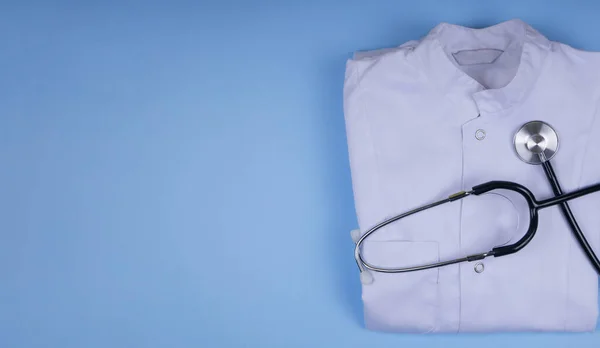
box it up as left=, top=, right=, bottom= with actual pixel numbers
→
left=343, top=19, right=600, bottom=333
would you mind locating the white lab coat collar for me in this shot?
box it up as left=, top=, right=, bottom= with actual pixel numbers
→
left=410, top=19, right=552, bottom=114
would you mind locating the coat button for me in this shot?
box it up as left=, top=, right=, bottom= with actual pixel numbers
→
left=474, top=262, right=485, bottom=273
left=475, top=129, right=486, bottom=140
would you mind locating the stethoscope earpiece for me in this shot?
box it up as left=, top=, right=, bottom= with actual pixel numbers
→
left=350, top=229, right=360, bottom=244
left=360, top=271, right=374, bottom=285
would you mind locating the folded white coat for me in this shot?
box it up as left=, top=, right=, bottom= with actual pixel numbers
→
left=343, top=19, right=600, bottom=333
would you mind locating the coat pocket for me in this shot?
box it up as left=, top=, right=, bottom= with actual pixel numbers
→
left=361, top=240, right=439, bottom=333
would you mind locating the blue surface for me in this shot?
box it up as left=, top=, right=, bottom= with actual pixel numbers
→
left=1, top=1, right=600, bottom=347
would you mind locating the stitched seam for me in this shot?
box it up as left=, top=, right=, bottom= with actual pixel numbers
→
left=564, top=226, right=572, bottom=331
left=587, top=103, right=600, bottom=255
left=457, top=125, right=466, bottom=333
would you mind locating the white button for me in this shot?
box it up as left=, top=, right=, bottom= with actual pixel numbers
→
left=475, top=129, right=486, bottom=140
left=474, top=262, right=485, bottom=273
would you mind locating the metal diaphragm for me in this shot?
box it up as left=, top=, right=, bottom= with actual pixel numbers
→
left=513, top=121, right=559, bottom=165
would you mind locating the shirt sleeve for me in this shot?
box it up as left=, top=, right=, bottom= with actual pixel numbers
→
left=343, top=58, right=378, bottom=232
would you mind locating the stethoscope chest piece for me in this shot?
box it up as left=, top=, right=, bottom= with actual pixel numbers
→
left=514, top=121, right=559, bottom=164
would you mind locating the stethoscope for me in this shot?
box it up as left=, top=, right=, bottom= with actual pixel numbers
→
left=353, top=121, right=600, bottom=285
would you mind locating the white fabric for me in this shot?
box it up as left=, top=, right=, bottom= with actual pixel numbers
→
left=343, top=19, right=600, bottom=333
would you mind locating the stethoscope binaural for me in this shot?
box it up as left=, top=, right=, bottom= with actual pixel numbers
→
left=353, top=121, right=600, bottom=285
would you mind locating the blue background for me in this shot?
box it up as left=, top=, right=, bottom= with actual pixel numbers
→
left=2, top=1, right=600, bottom=347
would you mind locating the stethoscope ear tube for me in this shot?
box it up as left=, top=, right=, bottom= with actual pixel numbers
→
left=471, top=181, right=540, bottom=258
left=514, top=121, right=600, bottom=273
left=539, top=160, right=600, bottom=274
